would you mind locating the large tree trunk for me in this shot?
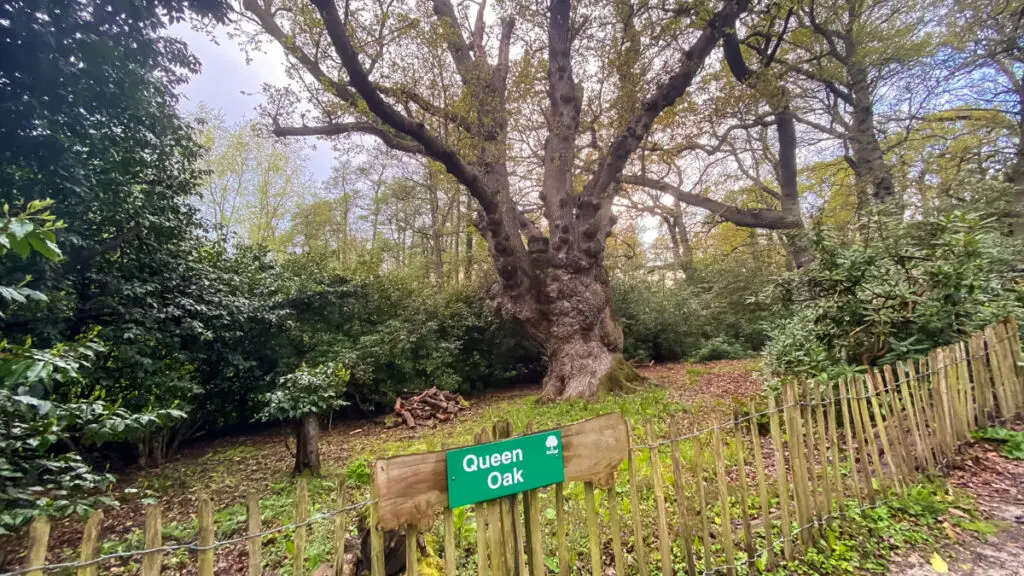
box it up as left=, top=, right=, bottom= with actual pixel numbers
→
left=294, top=414, right=321, bottom=475
left=524, top=271, right=643, bottom=399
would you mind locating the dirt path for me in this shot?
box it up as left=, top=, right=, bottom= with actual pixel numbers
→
left=890, top=435, right=1024, bottom=575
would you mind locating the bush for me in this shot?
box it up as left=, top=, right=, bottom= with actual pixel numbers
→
left=761, top=210, right=1024, bottom=379
left=259, top=363, right=350, bottom=422
left=692, top=337, right=751, bottom=363
left=613, top=256, right=776, bottom=363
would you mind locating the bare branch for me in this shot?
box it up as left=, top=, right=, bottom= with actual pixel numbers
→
left=584, top=0, right=750, bottom=199
left=271, top=121, right=425, bottom=154
left=621, top=174, right=802, bottom=229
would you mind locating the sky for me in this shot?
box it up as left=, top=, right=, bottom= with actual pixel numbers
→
left=170, top=23, right=338, bottom=181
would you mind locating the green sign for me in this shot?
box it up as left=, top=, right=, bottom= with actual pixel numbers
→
left=446, top=430, right=564, bottom=508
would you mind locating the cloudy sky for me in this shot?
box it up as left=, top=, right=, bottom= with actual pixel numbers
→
left=170, top=23, right=337, bottom=181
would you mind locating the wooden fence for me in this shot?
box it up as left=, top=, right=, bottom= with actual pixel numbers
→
left=6, top=319, right=1024, bottom=576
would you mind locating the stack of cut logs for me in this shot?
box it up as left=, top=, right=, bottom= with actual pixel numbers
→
left=392, top=387, right=465, bottom=428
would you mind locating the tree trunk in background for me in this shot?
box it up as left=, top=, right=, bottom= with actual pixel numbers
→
left=776, top=109, right=814, bottom=268
left=463, top=194, right=473, bottom=284
left=670, top=199, right=694, bottom=273
left=847, top=63, right=896, bottom=205
left=293, top=414, right=321, bottom=475
left=1011, top=88, right=1024, bottom=237
left=428, top=181, right=444, bottom=286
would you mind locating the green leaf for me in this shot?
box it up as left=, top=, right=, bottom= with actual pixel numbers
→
left=27, top=236, right=62, bottom=261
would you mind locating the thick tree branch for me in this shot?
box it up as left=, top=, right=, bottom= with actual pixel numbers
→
left=272, top=121, right=425, bottom=154
left=431, top=0, right=479, bottom=82
left=541, top=0, right=581, bottom=232
left=375, top=84, right=479, bottom=135
left=621, top=175, right=802, bottom=229
left=584, top=0, right=750, bottom=199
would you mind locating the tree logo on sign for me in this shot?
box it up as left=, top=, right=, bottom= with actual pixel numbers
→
left=545, top=435, right=559, bottom=455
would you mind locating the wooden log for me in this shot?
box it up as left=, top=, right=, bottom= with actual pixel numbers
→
left=583, top=482, right=602, bottom=576
left=646, top=422, right=673, bottom=576
left=373, top=413, right=629, bottom=530
left=24, top=516, right=50, bottom=576
left=767, top=396, right=792, bottom=561
left=711, top=426, right=736, bottom=576
left=749, top=401, right=774, bottom=571
left=78, top=510, right=103, bottom=576
left=669, top=419, right=697, bottom=576
left=141, top=505, right=162, bottom=576
left=199, top=496, right=215, bottom=576
left=492, top=421, right=517, bottom=576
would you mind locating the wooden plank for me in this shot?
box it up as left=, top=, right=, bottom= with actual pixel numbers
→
left=198, top=495, right=214, bottom=576
left=995, top=322, right=1022, bottom=413
left=881, top=366, right=911, bottom=481
left=627, top=421, right=650, bottom=576
left=896, top=361, right=926, bottom=471
left=407, top=526, right=419, bottom=576
left=554, top=484, right=568, bottom=576
left=443, top=498, right=457, bottom=576
left=24, top=516, right=50, bottom=576
left=78, top=510, right=103, bottom=576
left=475, top=500, right=490, bottom=576
left=904, top=360, right=936, bottom=470
left=837, top=377, right=863, bottom=505
left=854, top=376, right=885, bottom=491
left=935, top=348, right=957, bottom=457
left=846, top=376, right=876, bottom=503
left=798, top=381, right=820, bottom=522
left=969, top=333, right=991, bottom=428
left=669, top=419, right=697, bottom=576
left=749, top=401, right=774, bottom=571
left=783, top=382, right=812, bottom=546
left=811, top=385, right=832, bottom=520
left=247, top=494, right=262, bottom=576
left=985, top=325, right=1013, bottom=420
left=583, top=482, right=602, bottom=576
left=921, top=354, right=946, bottom=463
left=691, top=431, right=714, bottom=572
left=824, top=384, right=843, bottom=510
left=608, top=475, right=626, bottom=576
left=141, top=505, right=162, bottom=576
left=958, top=343, right=977, bottom=431
left=526, top=491, right=543, bottom=576
left=711, top=426, right=736, bottom=575
left=767, top=396, right=792, bottom=560
left=866, top=373, right=901, bottom=493
left=370, top=472, right=386, bottom=576
left=492, top=421, right=517, bottom=576
left=374, top=413, right=629, bottom=530
left=521, top=491, right=535, bottom=576
left=335, top=482, right=349, bottom=576
left=295, top=479, right=309, bottom=576
left=477, top=429, right=505, bottom=576
left=731, top=413, right=754, bottom=561
left=646, top=422, right=673, bottom=576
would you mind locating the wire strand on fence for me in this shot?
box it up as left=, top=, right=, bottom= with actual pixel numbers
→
left=0, top=498, right=376, bottom=576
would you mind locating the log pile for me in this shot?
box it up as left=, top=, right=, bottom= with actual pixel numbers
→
left=393, top=387, right=465, bottom=428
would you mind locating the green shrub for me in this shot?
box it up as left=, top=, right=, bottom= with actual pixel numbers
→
left=761, top=209, right=1024, bottom=379
left=692, top=337, right=751, bottom=362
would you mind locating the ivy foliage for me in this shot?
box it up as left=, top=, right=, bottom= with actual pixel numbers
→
left=761, top=209, right=1024, bottom=380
